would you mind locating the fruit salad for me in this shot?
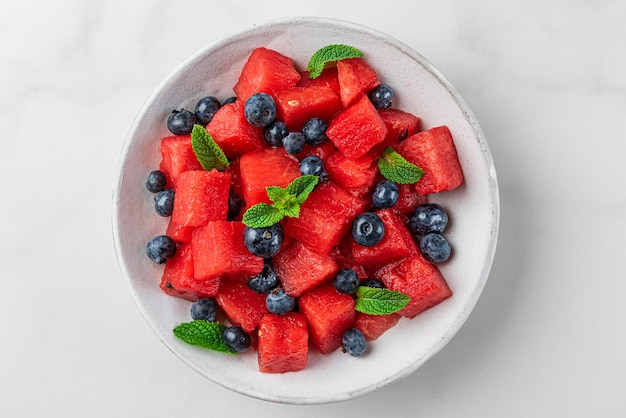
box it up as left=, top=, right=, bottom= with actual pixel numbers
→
left=144, top=44, right=464, bottom=373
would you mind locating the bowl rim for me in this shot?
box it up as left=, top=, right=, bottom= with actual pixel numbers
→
left=111, top=15, right=500, bottom=404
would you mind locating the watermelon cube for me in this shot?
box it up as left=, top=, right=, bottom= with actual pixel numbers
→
left=348, top=209, right=419, bottom=270
left=325, top=149, right=378, bottom=198
left=297, top=67, right=340, bottom=95
left=353, top=312, right=401, bottom=340
left=238, top=147, right=301, bottom=208
left=285, top=181, right=367, bottom=255
left=296, top=140, right=337, bottom=163
left=379, top=108, right=421, bottom=143
left=216, top=279, right=268, bottom=333
left=299, top=283, right=355, bottom=354
left=336, top=57, right=380, bottom=108
left=165, top=219, right=194, bottom=243
left=393, top=182, right=429, bottom=215
left=191, top=221, right=264, bottom=281
left=326, top=94, right=388, bottom=160
left=159, top=243, right=220, bottom=301
left=171, top=170, right=232, bottom=227
left=206, top=100, right=266, bottom=159
left=273, top=241, right=339, bottom=297
left=158, top=135, right=203, bottom=188
left=399, top=126, right=464, bottom=194
left=233, top=47, right=301, bottom=103
left=374, top=254, right=452, bottom=318
left=274, top=86, right=341, bottom=131
left=257, top=312, right=308, bottom=373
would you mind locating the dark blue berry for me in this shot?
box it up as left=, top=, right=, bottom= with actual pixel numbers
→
left=154, top=188, right=175, bottom=217
left=190, top=298, right=218, bottom=321
left=333, top=269, right=360, bottom=294
left=194, top=96, right=221, bottom=125
left=342, top=328, right=367, bottom=357
left=302, top=118, right=328, bottom=146
left=352, top=212, right=385, bottom=247
left=368, top=84, right=393, bottom=109
left=372, top=180, right=399, bottom=209
left=266, top=288, right=296, bottom=315
left=282, top=132, right=305, bottom=154
left=299, top=155, right=328, bottom=182
left=227, top=189, right=243, bottom=221
left=223, top=326, right=251, bottom=353
left=244, top=92, right=276, bottom=127
left=146, top=235, right=176, bottom=264
left=420, top=233, right=452, bottom=263
left=167, top=109, right=196, bottom=135
left=408, top=203, right=449, bottom=236
left=247, top=263, right=279, bottom=294
left=361, top=278, right=385, bottom=288
left=222, top=96, right=237, bottom=105
left=243, top=223, right=283, bottom=258
left=263, top=119, right=289, bottom=147
left=146, top=170, right=167, bottom=193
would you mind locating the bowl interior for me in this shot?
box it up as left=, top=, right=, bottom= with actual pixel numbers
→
left=112, top=17, right=499, bottom=404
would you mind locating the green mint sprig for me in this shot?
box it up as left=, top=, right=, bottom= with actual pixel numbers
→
left=307, top=44, right=364, bottom=79
left=355, top=286, right=411, bottom=315
left=173, top=320, right=236, bottom=354
left=191, top=124, right=230, bottom=172
left=242, top=175, right=319, bottom=228
left=377, top=147, right=425, bottom=184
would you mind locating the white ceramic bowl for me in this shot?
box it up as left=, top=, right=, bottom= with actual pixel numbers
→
left=112, top=16, right=499, bottom=404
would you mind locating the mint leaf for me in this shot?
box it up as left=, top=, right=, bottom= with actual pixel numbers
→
left=191, top=124, right=230, bottom=172
left=173, top=320, right=236, bottom=354
left=355, top=286, right=411, bottom=315
left=307, top=44, right=364, bottom=79
left=241, top=203, right=284, bottom=228
left=377, top=147, right=425, bottom=184
left=285, top=175, right=319, bottom=205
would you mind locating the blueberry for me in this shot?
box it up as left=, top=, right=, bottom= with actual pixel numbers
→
left=352, top=212, right=385, bottom=247
left=244, top=92, right=276, bottom=127
left=282, top=132, right=305, bottom=154
left=146, top=170, right=167, bottom=193
left=372, top=180, right=399, bottom=209
left=247, top=263, right=279, bottom=294
left=299, top=155, right=328, bottom=182
left=227, top=189, right=243, bottom=221
left=407, top=203, right=449, bottom=236
left=243, top=223, right=283, bottom=258
left=263, top=119, right=289, bottom=147
left=194, top=96, right=221, bottom=125
left=333, top=269, right=360, bottom=294
left=222, top=96, right=237, bottom=105
left=361, top=278, right=385, bottom=288
left=341, top=328, right=367, bottom=357
left=154, top=188, right=175, bottom=217
left=167, top=109, right=196, bottom=135
left=420, top=233, right=452, bottom=263
left=266, top=288, right=296, bottom=315
left=302, top=118, right=328, bottom=146
left=368, top=84, right=394, bottom=109
left=146, top=235, right=176, bottom=264
left=223, top=326, right=251, bottom=353
left=190, top=298, right=218, bottom=322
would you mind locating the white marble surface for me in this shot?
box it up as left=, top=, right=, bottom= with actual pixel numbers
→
left=1, top=0, right=625, bottom=416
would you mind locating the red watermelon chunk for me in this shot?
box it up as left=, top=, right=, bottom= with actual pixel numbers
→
left=336, top=57, right=380, bottom=108
left=325, top=149, right=378, bottom=198
left=330, top=246, right=368, bottom=279
left=171, top=170, right=231, bottom=227
left=257, top=312, right=308, bottom=373
left=399, top=126, right=464, bottom=194
left=296, top=140, right=337, bottom=163
left=374, top=254, right=452, bottom=318
left=165, top=219, right=194, bottom=243
left=371, top=108, right=421, bottom=155
left=273, top=241, right=338, bottom=297
left=191, top=221, right=264, bottom=281
left=158, top=135, right=203, bottom=188
left=233, top=47, right=301, bottom=103
left=206, top=100, right=266, bottom=159
left=238, top=147, right=301, bottom=208
left=285, top=181, right=367, bottom=256
left=297, top=67, right=340, bottom=95
left=348, top=209, right=419, bottom=270
left=159, top=243, right=220, bottom=301
left=274, top=86, right=341, bottom=131
left=393, top=182, right=429, bottom=215
left=299, top=283, right=355, bottom=354
left=216, top=279, right=268, bottom=333
left=326, top=94, right=388, bottom=160
left=353, top=312, right=401, bottom=340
